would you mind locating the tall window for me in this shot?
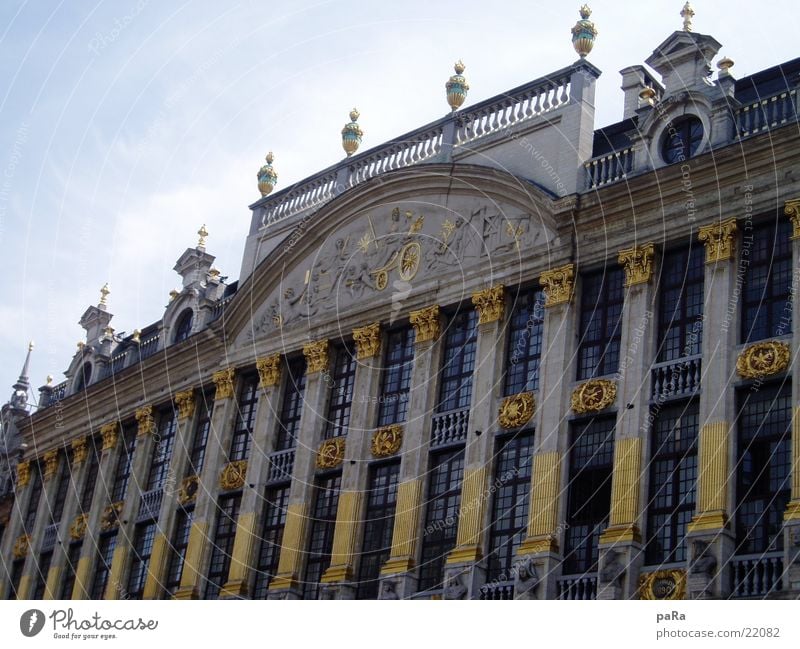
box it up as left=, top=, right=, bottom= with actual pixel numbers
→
left=229, top=375, right=259, bottom=462
left=111, top=424, right=137, bottom=503
left=437, top=309, right=478, bottom=412
left=91, top=533, right=117, bottom=599
left=324, top=343, right=356, bottom=438
left=145, top=409, right=177, bottom=492
left=80, top=437, right=101, bottom=513
left=205, top=495, right=241, bottom=599
left=127, top=522, right=156, bottom=599
left=577, top=267, right=625, bottom=380
left=32, top=551, right=53, bottom=599
left=9, top=559, right=25, bottom=599
left=165, top=508, right=194, bottom=597
left=186, top=393, right=213, bottom=476
left=657, top=244, right=704, bottom=362
left=377, top=327, right=414, bottom=426
left=357, top=461, right=400, bottom=599
left=418, top=448, right=465, bottom=591
left=173, top=309, right=194, bottom=344
left=645, top=402, right=699, bottom=564
left=486, top=433, right=534, bottom=581
left=276, top=358, right=306, bottom=451
left=563, top=416, right=615, bottom=574
left=50, top=450, right=72, bottom=524
left=505, top=289, right=545, bottom=394
left=303, top=473, right=341, bottom=599
left=60, top=542, right=82, bottom=599
left=253, top=485, right=290, bottom=599
left=742, top=218, right=792, bottom=343
left=735, top=383, right=792, bottom=554
left=23, top=462, right=43, bottom=532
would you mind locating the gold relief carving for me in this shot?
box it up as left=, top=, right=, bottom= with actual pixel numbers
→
left=69, top=513, right=89, bottom=541
left=12, top=534, right=30, bottom=559
left=317, top=437, right=346, bottom=469
left=303, top=339, right=330, bottom=375
left=371, top=425, right=403, bottom=457
left=571, top=379, right=617, bottom=414
left=617, top=243, right=655, bottom=286
left=736, top=340, right=790, bottom=379
left=410, top=305, right=440, bottom=343
left=471, top=284, right=505, bottom=325
left=498, top=392, right=535, bottom=429
left=353, top=323, right=381, bottom=359
left=100, top=501, right=123, bottom=532
left=100, top=422, right=119, bottom=451
left=539, top=264, right=575, bottom=307
left=71, top=437, right=89, bottom=466
left=174, top=389, right=196, bottom=420
left=219, top=461, right=248, bottom=491
left=784, top=198, right=800, bottom=239
left=178, top=475, right=200, bottom=505
left=256, top=354, right=282, bottom=388
left=212, top=368, right=236, bottom=400
left=16, top=460, right=31, bottom=487
left=370, top=241, right=422, bottom=290
left=135, top=405, right=155, bottom=436
left=638, top=569, right=687, bottom=601
left=43, top=450, right=60, bottom=482
left=698, top=218, right=737, bottom=263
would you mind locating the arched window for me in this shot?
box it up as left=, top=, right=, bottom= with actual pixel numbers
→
left=661, top=116, right=703, bottom=165
left=74, top=362, right=92, bottom=392
left=173, top=309, right=194, bottom=344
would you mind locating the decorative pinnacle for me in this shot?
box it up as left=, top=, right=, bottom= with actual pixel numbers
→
left=28, top=341, right=34, bottom=352
left=46, top=375, right=53, bottom=386
left=349, top=108, right=360, bottom=122
left=197, top=224, right=208, bottom=248
left=99, top=283, right=110, bottom=307
left=266, top=151, right=274, bottom=164
left=169, top=289, right=180, bottom=302
left=579, top=4, right=591, bottom=19
left=681, top=2, right=694, bottom=32
left=717, top=57, right=735, bottom=74
left=132, top=329, right=141, bottom=344
left=453, top=59, right=465, bottom=74
left=341, top=109, right=363, bottom=157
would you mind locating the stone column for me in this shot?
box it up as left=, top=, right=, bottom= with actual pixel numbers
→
left=597, top=244, right=656, bottom=599
left=269, top=340, right=331, bottom=599
left=444, top=285, right=506, bottom=598
left=515, top=264, right=576, bottom=600
left=220, top=356, right=282, bottom=599
left=686, top=218, right=738, bottom=599
left=379, top=305, right=443, bottom=599
left=0, top=461, right=35, bottom=598
left=320, top=324, right=383, bottom=599
left=174, top=368, right=237, bottom=599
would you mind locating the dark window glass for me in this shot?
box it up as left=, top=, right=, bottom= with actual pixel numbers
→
left=487, top=432, right=534, bottom=581
left=419, top=448, right=465, bottom=591
left=357, top=461, right=400, bottom=599
left=74, top=362, right=92, bottom=392
left=742, top=218, right=793, bottom=343
left=276, top=359, right=307, bottom=451
left=80, top=438, right=101, bottom=513
left=735, top=383, right=792, bottom=553
left=657, top=244, right=704, bottom=362
left=32, top=551, right=53, bottom=599
left=645, top=402, right=699, bottom=564
left=110, top=424, right=137, bottom=503
left=253, top=485, right=290, bottom=599
left=165, top=507, right=194, bottom=597
left=303, top=473, right=342, bottom=599
left=577, top=268, right=625, bottom=380
left=661, top=116, right=703, bottom=164
left=23, top=462, right=43, bottom=531
left=438, top=309, right=478, bottom=412
left=229, top=375, right=259, bottom=462
left=145, top=409, right=178, bottom=492
left=9, top=559, right=25, bottom=599
left=563, top=416, right=615, bottom=574
left=377, top=327, right=415, bottom=426
left=126, top=522, right=156, bottom=600
left=173, top=309, right=194, bottom=344
left=60, top=542, right=82, bottom=599
left=205, top=495, right=241, bottom=600
left=186, top=393, right=213, bottom=476
left=51, top=451, right=71, bottom=524
left=91, top=532, right=117, bottom=600
left=505, top=290, right=545, bottom=395
left=324, top=344, right=357, bottom=438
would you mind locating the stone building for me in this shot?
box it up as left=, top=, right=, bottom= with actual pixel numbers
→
left=1, top=4, right=799, bottom=601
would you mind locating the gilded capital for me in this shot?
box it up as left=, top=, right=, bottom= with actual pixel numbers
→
left=16, top=460, right=30, bottom=487
left=72, top=436, right=89, bottom=466
left=303, top=339, right=330, bottom=375
left=472, top=284, right=505, bottom=325
left=12, top=534, right=30, bottom=559
left=353, top=323, right=382, bottom=359
left=256, top=354, right=282, bottom=388
left=69, top=513, right=88, bottom=541
left=174, top=389, right=196, bottom=420
left=43, top=449, right=60, bottom=482
left=698, top=218, right=737, bottom=263
left=410, top=305, right=441, bottom=343
left=784, top=198, right=800, bottom=239
left=539, top=264, right=575, bottom=307
left=618, top=243, right=655, bottom=286
left=212, top=367, right=236, bottom=400
left=135, top=405, right=155, bottom=437
left=100, top=421, right=119, bottom=451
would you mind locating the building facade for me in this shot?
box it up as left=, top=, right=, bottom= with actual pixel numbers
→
left=1, top=6, right=800, bottom=601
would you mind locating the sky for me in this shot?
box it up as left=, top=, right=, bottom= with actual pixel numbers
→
left=0, top=0, right=797, bottom=404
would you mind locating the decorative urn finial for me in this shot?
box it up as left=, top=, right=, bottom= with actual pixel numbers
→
left=257, top=152, right=278, bottom=197
left=131, top=329, right=141, bottom=344
left=445, top=60, right=469, bottom=112
left=681, top=2, right=695, bottom=32
left=571, top=5, right=597, bottom=58
left=99, top=283, right=110, bottom=307
left=341, top=108, right=363, bottom=157
left=197, top=224, right=208, bottom=248
left=717, top=57, right=734, bottom=75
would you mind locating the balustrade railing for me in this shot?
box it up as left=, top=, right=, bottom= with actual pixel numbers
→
left=651, top=354, right=702, bottom=402
left=731, top=552, right=784, bottom=598
left=557, top=574, right=598, bottom=600
left=41, top=523, right=60, bottom=552
left=735, top=89, right=798, bottom=138
left=138, top=333, right=160, bottom=361
left=267, top=449, right=295, bottom=483
left=430, top=407, right=470, bottom=448
left=137, top=488, right=164, bottom=522
left=584, top=146, right=634, bottom=189
left=478, top=581, right=515, bottom=600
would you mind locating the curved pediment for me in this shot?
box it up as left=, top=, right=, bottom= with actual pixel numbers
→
left=226, top=163, right=562, bottom=348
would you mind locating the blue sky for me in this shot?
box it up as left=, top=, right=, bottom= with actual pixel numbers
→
left=0, top=0, right=797, bottom=404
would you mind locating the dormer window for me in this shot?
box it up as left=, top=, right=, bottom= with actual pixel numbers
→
left=661, top=116, right=703, bottom=165
left=173, top=309, right=194, bottom=344
left=74, top=362, right=92, bottom=392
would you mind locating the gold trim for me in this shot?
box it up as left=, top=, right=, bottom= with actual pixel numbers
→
left=692, top=421, right=729, bottom=527
left=353, top=323, right=381, bottom=359
left=321, top=491, right=363, bottom=583
left=219, top=460, right=247, bottom=491
left=256, top=354, right=281, bottom=388
left=142, top=533, right=169, bottom=599
left=212, top=368, right=236, bottom=400
left=784, top=501, right=800, bottom=521
left=736, top=340, right=790, bottom=379
left=410, top=305, right=441, bottom=343
left=526, top=452, right=561, bottom=545
left=539, top=263, right=575, bottom=307
left=698, top=218, right=737, bottom=263
left=303, top=339, right=330, bottom=375
left=451, top=466, right=487, bottom=559
left=571, top=379, right=617, bottom=413
left=517, top=536, right=558, bottom=555
left=100, top=501, right=123, bottom=532
left=16, top=460, right=30, bottom=487
left=792, top=406, right=800, bottom=502
left=271, top=503, right=308, bottom=590
left=178, top=475, right=200, bottom=505
left=44, top=565, right=62, bottom=600
left=221, top=511, right=257, bottom=597
left=498, top=392, right=535, bottom=429
left=316, top=437, right=346, bottom=469
left=174, top=389, right=196, bottom=420
left=639, top=569, right=687, bottom=600
left=784, top=198, right=800, bottom=240
left=618, top=243, right=655, bottom=286
left=104, top=545, right=128, bottom=599
left=135, top=405, right=155, bottom=436
left=12, top=534, right=30, bottom=559
left=371, top=425, right=403, bottom=457
left=69, top=513, right=88, bottom=541
left=471, top=284, right=505, bottom=325
left=43, top=450, right=60, bottom=481
left=100, top=422, right=119, bottom=451
left=388, top=479, right=423, bottom=561
left=607, top=437, right=642, bottom=530
left=71, top=437, right=89, bottom=466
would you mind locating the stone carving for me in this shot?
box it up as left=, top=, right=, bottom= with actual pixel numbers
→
left=600, top=549, right=626, bottom=587
left=471, top=284, right=505, bottom=325
left=256, top=354, right=281, bottom=388
left=353, top=323, right=381, bottom=359
left=410, top=305, right=440, bottom=343
left=303, top=339, right=330, bottom=375
left=69, top=513, right=88, bottom=541
left=178, top=475, right=200, bottom=505
left=498, top=392, right=535, bottom=429
left=618, top=243, right=655, bottom=286
left=43, top=449, right=60, bottom=481
left=736, top=340, right=790, bottom=379
left=571, top=379, right=617, bottom=413
left=71, top=437, right=89, bottom=466
left=379, top=580, right=399, bottom=600
left=784, top=198, right=800, bottom=239
left=444, top=573, right=468, bottom=600
left=16, top=460, right=30, bottom=487
left=12, top=534, right=30, bottom=559
left=100, top=501, right=123, bottom=532
left=698, top=218, right=737, bottom=263
left=317, top=437, right=346, bottom=469
left=212, top=368, right=236, bottom=400
left=512, top=555, right=540, bottom=597
left=175, top=389, right=196, bottom=420
left=219, top=461, right=248, bottom=491
left=539, top=264, right=575, bottom=307
left=689, top=540, right=717, bottom=577
left=135, top=405, right=155, bottom=436
left=371, top=425, right=403, bottom=457
left=100, top=422, right=119, bottom=451
left=639, top=569, right=687, bottom=600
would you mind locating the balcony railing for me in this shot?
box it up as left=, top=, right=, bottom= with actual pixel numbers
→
left=41, top=522, right=60, bottom=552
left=208, top=293, right=236, bottom=323
left=478, top=581, right=515, bottom=600
left=267, top=449, right=295, bottom=483
left=735, top=89, right=798, bottom=138
left=651, top=354, right=702, bottom=402
left=731, top=552, right=784, bottom=598
left=138, top=333, right=161, bottom=361
left=584, top=146, right=634, bottom=189
left=430, top=407, right=470, bottom=449
left=137, top=488, right=164, bottom=522
left=557, top=574, right=598, bottom=600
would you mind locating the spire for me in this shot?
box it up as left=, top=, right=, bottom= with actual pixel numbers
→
left=9, top=341, right=33, bottom=410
